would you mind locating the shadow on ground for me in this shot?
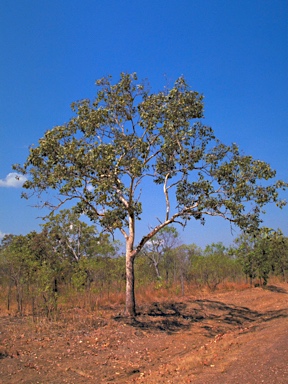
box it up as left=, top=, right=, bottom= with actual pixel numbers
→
left=114, top=298, right=288, bottom=336
left=266, top=285, right=287, bottom=294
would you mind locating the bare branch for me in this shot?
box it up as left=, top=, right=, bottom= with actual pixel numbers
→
left=164, top=173, right=170, bottom=221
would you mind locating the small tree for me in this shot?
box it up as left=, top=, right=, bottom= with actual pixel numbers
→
left=171, top=245, right=193, bottom=295
left=0, top=234, right=39, bottom=314
left=199, top=242, right=237, bottom=290
left=234, top=228, right=278, bottom=286
left=143, top=226, right=180, bottom=280
left=42, top=208, right=119, bottom=296
left=15, top=73, right=287, bottom=316
left=42, top=208, right=100, bottom=263
left=269, top=230, right=288, bottom=282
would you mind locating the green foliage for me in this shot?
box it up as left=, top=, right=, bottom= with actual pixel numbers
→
left=13, top=72, right=287, bottom=315
left=14, top=73, right=286, bottom=239
left=189, top=243, right=241, bottom=290
left=42, top=208, right=100, bottom=262
left=0, top=217, right=121, bottom=316
left=233, top=229, right=288, bottom=286
left=0, top=234, right=37, bottom=313
left=1, top=224, right=286, bottom=318
left=135, top=254, right=156, bottom=287
left=142, top=226, right=180, bottom=280
left=269, top=230, right=288, bottom=281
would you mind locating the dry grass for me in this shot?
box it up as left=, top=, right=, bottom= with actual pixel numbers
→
left=0, top=278, right=284, bottom=322
left=1, top=282, right=287, bottom=384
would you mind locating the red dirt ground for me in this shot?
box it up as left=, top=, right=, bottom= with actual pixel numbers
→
left=0, top=284, right=287, bottom=383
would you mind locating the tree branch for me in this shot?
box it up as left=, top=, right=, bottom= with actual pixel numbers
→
left=164, top=173, right=170, bottom=221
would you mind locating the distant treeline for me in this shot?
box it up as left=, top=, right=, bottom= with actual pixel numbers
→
left=0, top=209, right=287, bottom=318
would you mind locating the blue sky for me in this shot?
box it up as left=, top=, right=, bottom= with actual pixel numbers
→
left=0, top=0, right=287, bottom=247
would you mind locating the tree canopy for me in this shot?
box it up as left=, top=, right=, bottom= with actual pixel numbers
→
left=14, top=73, right=287, bottom=316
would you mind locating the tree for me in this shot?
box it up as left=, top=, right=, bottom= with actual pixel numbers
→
left=42, top=208, right=100, bottom=263
left=0, top=234, right=39, bottom=314
left=233, top=228, right=282, bottom=286
left=14, top=73, right=287, bottom=316
left=233, top=232, right=257, bottom=285
left=269, top=230, right=288, bottom=282
left=199, top=242, right=238, bottom=290
left=143, top=226, right=180, bottom=280
left=42, top=208, right=120, bottom=295
left=170, top=244, right=194, bottom=295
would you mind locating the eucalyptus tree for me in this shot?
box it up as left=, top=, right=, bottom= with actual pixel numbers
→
left=269, top=230, right=288, bottom=281
left=42, top=208, right=100, bottom=263
left=143, top=226, right=180, bottom=280
left=14, top=73, right=287, bottom=316
left=42, top=208, right=119, bottom=292
left=199, top=242, right=239, bottom=290
left=0, top=234, right=37, bottom=313
left=234, top=228, right=279, bottom=286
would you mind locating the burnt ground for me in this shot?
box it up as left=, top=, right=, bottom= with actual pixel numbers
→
left=0, top=284, right=287, bottom=383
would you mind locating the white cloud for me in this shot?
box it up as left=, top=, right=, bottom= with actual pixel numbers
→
left=0, top=230, right=6, bottom=240
left=0, top=173, right=27, bottom=188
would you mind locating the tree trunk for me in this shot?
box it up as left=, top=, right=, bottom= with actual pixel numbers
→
left=154, top=261, right=161, bottom=280
left=125, top=252, right=136, bottom=317
left=7, top=282, right=12, bottom=311
left=53, top=278, right=58, bottom=293
left=181, top=272, right=185, bottom=296
left=281, top=267, right=287, bottom=283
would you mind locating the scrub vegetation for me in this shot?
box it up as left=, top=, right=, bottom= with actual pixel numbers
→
left=0, top=215, right=287, bottom=318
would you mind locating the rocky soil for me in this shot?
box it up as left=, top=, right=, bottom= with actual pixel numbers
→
left=0, top=284, right=287, bottom=383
